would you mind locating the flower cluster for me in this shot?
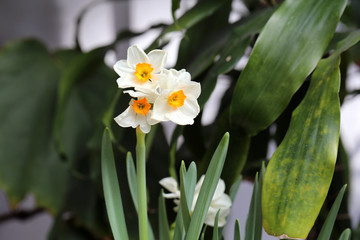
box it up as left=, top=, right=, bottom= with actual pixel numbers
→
left=159, top=175, right=232, bottom=227
left=113, top=45, right=201, bottom=133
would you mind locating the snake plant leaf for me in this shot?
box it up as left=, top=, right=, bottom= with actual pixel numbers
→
left=185, top=132, right=229, bottom=240
left=230, top=0, right=347, bottom=136
left=101, top=129, right=129, bottom=240
left=317, top=185, right=347, bottom=240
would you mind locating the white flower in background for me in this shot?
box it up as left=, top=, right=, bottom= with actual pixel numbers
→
left=159, top=175, right=232, bottom=227
left=151, top=69, right=201, bottom=125
left=113, top=45, right=167, bottom=90
left=114, top=98, right=159, bottom=134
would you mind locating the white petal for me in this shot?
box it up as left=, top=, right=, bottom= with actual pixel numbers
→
left=139, top=121, right=151, bottom=133
left=213, top=179, right=226, bottom=201
left=151, top=96, right=173, bottom=122
left=165, top=96, right=200, bottom=125
left=179, top=96, right=200, bottom=117
left=195, top=175, right=205, bottom=194
left=124, top=89, right=158, bottom=103
left=166, top=107, right=194, bottom=125
left=113, top=60, right=133, bottom=77
left=163, top=192, right=180, bottom=199
left=148, top=49, right=167, bottom=72
left=211, top=194, right=232, bottom=209
left=179, top=81, right=201, bottom=99
left=157, top=69, right=178, bottom=90
left=177, top=70, right=191, bottom=82
left=204, top=207, right=230, bottom=227
left=135, top=113, right=151, bottom=133
left=127, top=45, right=149, bottom=67
left=114, top=106, right=136, bottom=128
left=159, top=177, right=179, bottom=195
left=116, top=74, right=137, bottom=89
left=147, top=112, right=160, bottom=125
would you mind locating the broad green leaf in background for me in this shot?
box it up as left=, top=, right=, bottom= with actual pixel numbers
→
left=101, top=129, right=129, bottom=240
left=175, top=0, right=232, bottom=70
left=53, top=47, right=112, bottom=157
left=0, top=39, right=70, bottom=211
left=230, top=0, right=347, bottom=135
left=148, top=0, right=223, bottom=51
left=262, top=30, right=360, bottom=239
left=201, top=108, right=250, bottom=189
left=262, top=54, right=341, bottom=239
left=198, top=8, right=274, bottom=107
left=185, top=132, right=229, bottom=240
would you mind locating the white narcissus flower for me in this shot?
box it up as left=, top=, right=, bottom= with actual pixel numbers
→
left=151, top=69, right=201, bottom=125
left=114, top=98, right=159, bottom=134
left=159, top=175, right=232, bottom=227
left=113, top=44, right=167, bottom=90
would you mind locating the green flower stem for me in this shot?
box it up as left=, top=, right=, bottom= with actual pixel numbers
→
left=136, top=127, right=148, bottom=240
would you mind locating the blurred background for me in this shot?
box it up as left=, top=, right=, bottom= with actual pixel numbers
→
left=1, top=0, right=360, bottom=239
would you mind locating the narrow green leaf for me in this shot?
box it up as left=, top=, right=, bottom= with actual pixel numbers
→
left=101, top=129, right=129, bottom=240
left=245, top=168, right=263, bottom=240
left=200, top=225, right=207, bottom=240
left=212, top=210, right=220, bottom=240
left=229, top=176, right=242, bottom=204
left=179, top=162, right=191, bottom=233
left=179, top=161, right=197, bottom=233
left=173, top=205, right=185, bottom=240
left=183, top=162, right=197, bottom=209
left=234, top=219, right=241, bottom=240
left=230, top=0, right=347, bottom=135
left=262, top=51, right=343, bottom=238
left=126, top=152, right=155, bottom=240
left=338, top=228, right=351, bottom=240
left=158, top=190, right=171, bottom=240
left=317, top=185, right=347, bottom=240
left=185, top=132, right=230, bottom=240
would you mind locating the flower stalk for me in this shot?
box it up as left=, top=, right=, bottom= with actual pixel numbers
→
left=136, top=127, right=148, bottom=240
